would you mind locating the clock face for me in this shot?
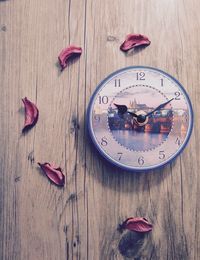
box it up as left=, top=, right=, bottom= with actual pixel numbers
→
left=87, top=66, right=193, bottom=171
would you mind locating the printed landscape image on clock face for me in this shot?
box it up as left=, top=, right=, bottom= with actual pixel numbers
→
left=108, top=85, right=173, bottom=152
left=88, top=66, right=193, bottom=171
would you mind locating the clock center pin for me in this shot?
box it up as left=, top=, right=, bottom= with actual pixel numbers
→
left=134, top=110, right=148, bottom=126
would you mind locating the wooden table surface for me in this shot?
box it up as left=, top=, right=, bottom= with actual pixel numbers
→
left=0, top=0, right=199, bottom=259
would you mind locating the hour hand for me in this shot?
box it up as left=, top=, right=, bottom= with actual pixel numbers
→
left=114, top=103, right=138, bottom=117
left=114, top=104, right=128, bottom=115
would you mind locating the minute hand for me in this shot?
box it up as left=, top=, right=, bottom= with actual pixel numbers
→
left=146, top=98, right=174, bottom=117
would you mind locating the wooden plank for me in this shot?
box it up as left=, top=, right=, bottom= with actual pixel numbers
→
left=0, top=0, right=199, bottom=259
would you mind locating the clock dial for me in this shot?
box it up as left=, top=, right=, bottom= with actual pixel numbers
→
left=88, top=66, right=193, bottom=171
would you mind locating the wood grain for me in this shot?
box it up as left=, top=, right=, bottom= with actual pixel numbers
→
left=0, top=0, right=200, bottom=259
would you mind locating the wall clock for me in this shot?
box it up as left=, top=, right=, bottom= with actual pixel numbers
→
left=87, top=66, right=193, bottom=171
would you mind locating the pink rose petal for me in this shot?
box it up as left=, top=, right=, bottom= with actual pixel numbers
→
left=58, top=45, right=82, bottom=71
left=22, top=97, right=39, bottom=132
left=38, top=162, right=65, bottom=187
left=121, top=217, right=153, bottom=233
left=120, top=34, right=151, bottom=52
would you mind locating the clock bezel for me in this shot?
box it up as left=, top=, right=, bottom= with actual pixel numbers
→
left=87, top=66, right=194, bottom=172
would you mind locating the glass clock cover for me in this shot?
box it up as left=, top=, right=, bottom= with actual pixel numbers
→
left=87, top=66, right=193, bottom=171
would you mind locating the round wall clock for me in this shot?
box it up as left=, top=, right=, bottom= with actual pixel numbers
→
left=87, top=66, right=193, bottom=171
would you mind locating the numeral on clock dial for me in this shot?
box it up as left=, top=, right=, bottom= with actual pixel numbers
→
left=117, top=152, right=122, bottom=160
left=114, top=79, right=121, bottom=87
left=175, top=137, right=181, bottom=146
left=136, top=72, right=145, bottom=80
left=138, top=156, right=144, bottom=165
left=101, top=137, right=108, bottom=146
left=159, top=151, right=165, bottom=159
left=99, top=96, right=108, bottom=104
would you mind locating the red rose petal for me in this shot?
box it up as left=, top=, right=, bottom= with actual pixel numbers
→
left=120, top=34, right=151, bottom=52
left=22, top=97, right=39, bottom=132
left=58, top=45, right=82, bottom=71
left=38, top=162, right=65, bottom=187
left=121, top=217, right=153, bottom=233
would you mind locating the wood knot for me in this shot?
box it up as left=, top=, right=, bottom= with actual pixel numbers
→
left=14, top=176, right=21, bottom=182
left=118, top=231, right=146, bottom=258
left=1, top=25, right=6, bottom=32
left=28, top=151, right=35, bottom=164
left=73, top=235, right=80, bottom=247
left=107, top=35, right=118, bottom=42
left=63, top=225, right=68, bottom=234
left=66, top=193, right=77, bottom=204
left=70, top=117, right=80, bottom=133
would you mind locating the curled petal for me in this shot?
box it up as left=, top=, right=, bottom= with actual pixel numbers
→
left=58, top=45, right=82, bottom=71
left=121, top=217, right=153, bottom=233
left=120, top=34, right=151, bottom=52
left=22, top=97, right=39, bottom=132
left=38, top=162, right=65, bottom=187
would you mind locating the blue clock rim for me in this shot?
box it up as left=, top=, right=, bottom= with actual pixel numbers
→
left=87, top=66, right=194, bottom=172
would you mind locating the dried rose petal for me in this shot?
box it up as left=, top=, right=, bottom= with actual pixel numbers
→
left=22, top=97, right=39, bottom=132
left=38, top=162, right=65, bottom=187
left=121, top=217, right=153, bottom=233
left=120, top=34, right=151, bottom=52
left=58, top=45, right=82, bottom=71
